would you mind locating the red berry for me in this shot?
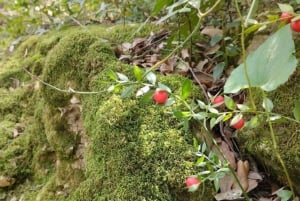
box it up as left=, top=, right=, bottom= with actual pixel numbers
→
left=231, top=118, right=245, bottom=130
left=153, top=90, right=168, bottom=104
left=291, top=19, right=300, bottom=32
left=213, top=96, right=224, bottom=105
left=186, top=176, right=200, bottom=192
left=281, top=12, right=293, bottom=23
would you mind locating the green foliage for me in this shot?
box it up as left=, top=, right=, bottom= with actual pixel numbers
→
left=224, top=25, right=298, bottom=93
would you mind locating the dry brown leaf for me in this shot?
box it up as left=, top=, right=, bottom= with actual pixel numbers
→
left=181, top=48, right=190, bottom=60
left=205, top=44, right=221, bottom=55
left=174, top=60, right=189, bottom=75
left=0, top=176, right=16, bottom=188
left=219, top=174, right=234, bottom=193
left=193, top=72, right=213, bottom=87
left=195, top=59, right=208, bottom=72
left=247, top=179, right=258, bottom=192
left=201, top=26, right=223, bottom=37
left=215, top=141, right=237, bottom=170
left=233, top=160, right=249, bottom=191
left=214, top=189, right=243, bottom=201
left=258, top=198, right=272, bottom=201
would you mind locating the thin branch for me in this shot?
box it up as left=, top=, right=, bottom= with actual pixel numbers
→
left=23, top=68, right=107, bottom=95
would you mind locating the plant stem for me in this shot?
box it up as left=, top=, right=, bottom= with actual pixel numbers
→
left=234, top=0, right=256, bottom=110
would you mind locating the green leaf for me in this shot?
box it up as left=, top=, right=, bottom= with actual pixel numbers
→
left=107, top=85, right=115, bottom=92
left=224, top=25, right=298, bottom=93
left=213, top=62, right=225, bottom=81
left=165, top=97, right=175, bottom=106
left=293, top=101, right=300, bottom=120
left=152, top=0, right=172, bottom=14
left=117, top=72, right=129, bottom=82
left=224, top=95, right=235, bottom=110
left=262, top=97, right=274, bottom=112
left=173, top=110, right=190, bottom=119
left=278, top=3, right=294, bottom=13
left=237, top=104, right=250, bottom=111
left=140, top=90, right=154, bottom=104
left=210, top=34, right=223, bottom=46
left=133, top=66, right=143, bottom=81
left=145, top=71, right=156, bottom=85
left=136, top=85, right=150, bottom=97
left=192, top=112, right=207, bottom=120
left=197, top=100, right=207, bottom=109
left=247, top=116, right=260, bottom=128
left=158, top=82, right=172, bottom=93
left=276, top=189, right=293, bottom=201
left=245, top=0, right=259, bottom=26
left=107, top=69, right=117, bottom=80
left=188, top=0, right=201, bottom=9
left=213, top=178, right=220, bottom=192
left=181, top=78, right=192, bottom=99
left=121, top=85, right=134, bottom=99
left=193, top=138, right=198, bottom=149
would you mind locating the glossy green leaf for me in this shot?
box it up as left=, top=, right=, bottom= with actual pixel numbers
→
left=224, top=25, right=298, bottom=93
left=117, top=72, right=129, bottom=82
left=293, top=101, right=300, bottom=120
left=278, top=3, right=294, bottom=13
left=262, top=97, right=274, bottom=112
left=158, top=82, right=172, bottom=93
left=133, top=65, right=143, bottom=81
left=140, top=90, right=154, bottom=104
left=165, top=97, right=175, bottom=106
left=145, top=71, right=157, bottom=85
left=136, top=85, right=150, bottom=97
left=213, top=62, right=225, bottom=81
left=245, top=0, right=259, bottom=26
left=152, top=0, right=172, bottom=14
left=121, top=85, right=134, bottom=99
left=276, top=189, right=293, bottom=201
left=224, top=95, right=235, bottom=110
left=247, top=116, right=260, bottom=128
left=181, top=78, right=192, bottom=99
left=192, top=112, right=207, bottom=120
left=107, top=69, right=117, bottom=80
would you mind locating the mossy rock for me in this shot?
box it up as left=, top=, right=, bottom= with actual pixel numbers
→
left=0, top=24, right=214, bottom=200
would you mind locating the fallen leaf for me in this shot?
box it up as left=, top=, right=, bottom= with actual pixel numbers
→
left=219, top=174, right=234, bottom=193
left=233, top=160, right=249, bottom=191
left=201, top=26, right=223, bottom=37
left=215, top=189, right=243, bottom=201
left=181, top=48, right=190, bottom=60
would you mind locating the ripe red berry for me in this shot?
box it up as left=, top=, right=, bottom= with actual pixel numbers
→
left=231, top=118, right=245, bottom=130
left=280, top=12, right=293, bottom=23
left=186, top=176, right=200, bottom=192
left=213, top=96, right=224, bottom=105
left=290, top=19, right=300, bottom=32
left=153, top=90, right=168, bottom=104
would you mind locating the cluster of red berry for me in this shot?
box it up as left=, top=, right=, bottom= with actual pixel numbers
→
left=213, top=95, right=245, bottom=130
left=281, top=12, right=300, bottom=32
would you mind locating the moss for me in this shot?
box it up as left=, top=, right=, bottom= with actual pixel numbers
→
left=239, top=67, right=300, bottom=192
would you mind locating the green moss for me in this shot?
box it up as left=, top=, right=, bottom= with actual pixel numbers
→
left=239, top=67, right=300, bottom=192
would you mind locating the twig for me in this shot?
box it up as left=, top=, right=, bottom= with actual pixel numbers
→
left=187, top=64, right=210, bottom=103
left=23, top=67, right=107, bottom=95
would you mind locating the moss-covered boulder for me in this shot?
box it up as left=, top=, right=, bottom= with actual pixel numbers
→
left=0, top=25, right=214, bottom=200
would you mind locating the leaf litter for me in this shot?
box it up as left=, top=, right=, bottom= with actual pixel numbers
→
left=115, top=27, right=299, bottom=201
